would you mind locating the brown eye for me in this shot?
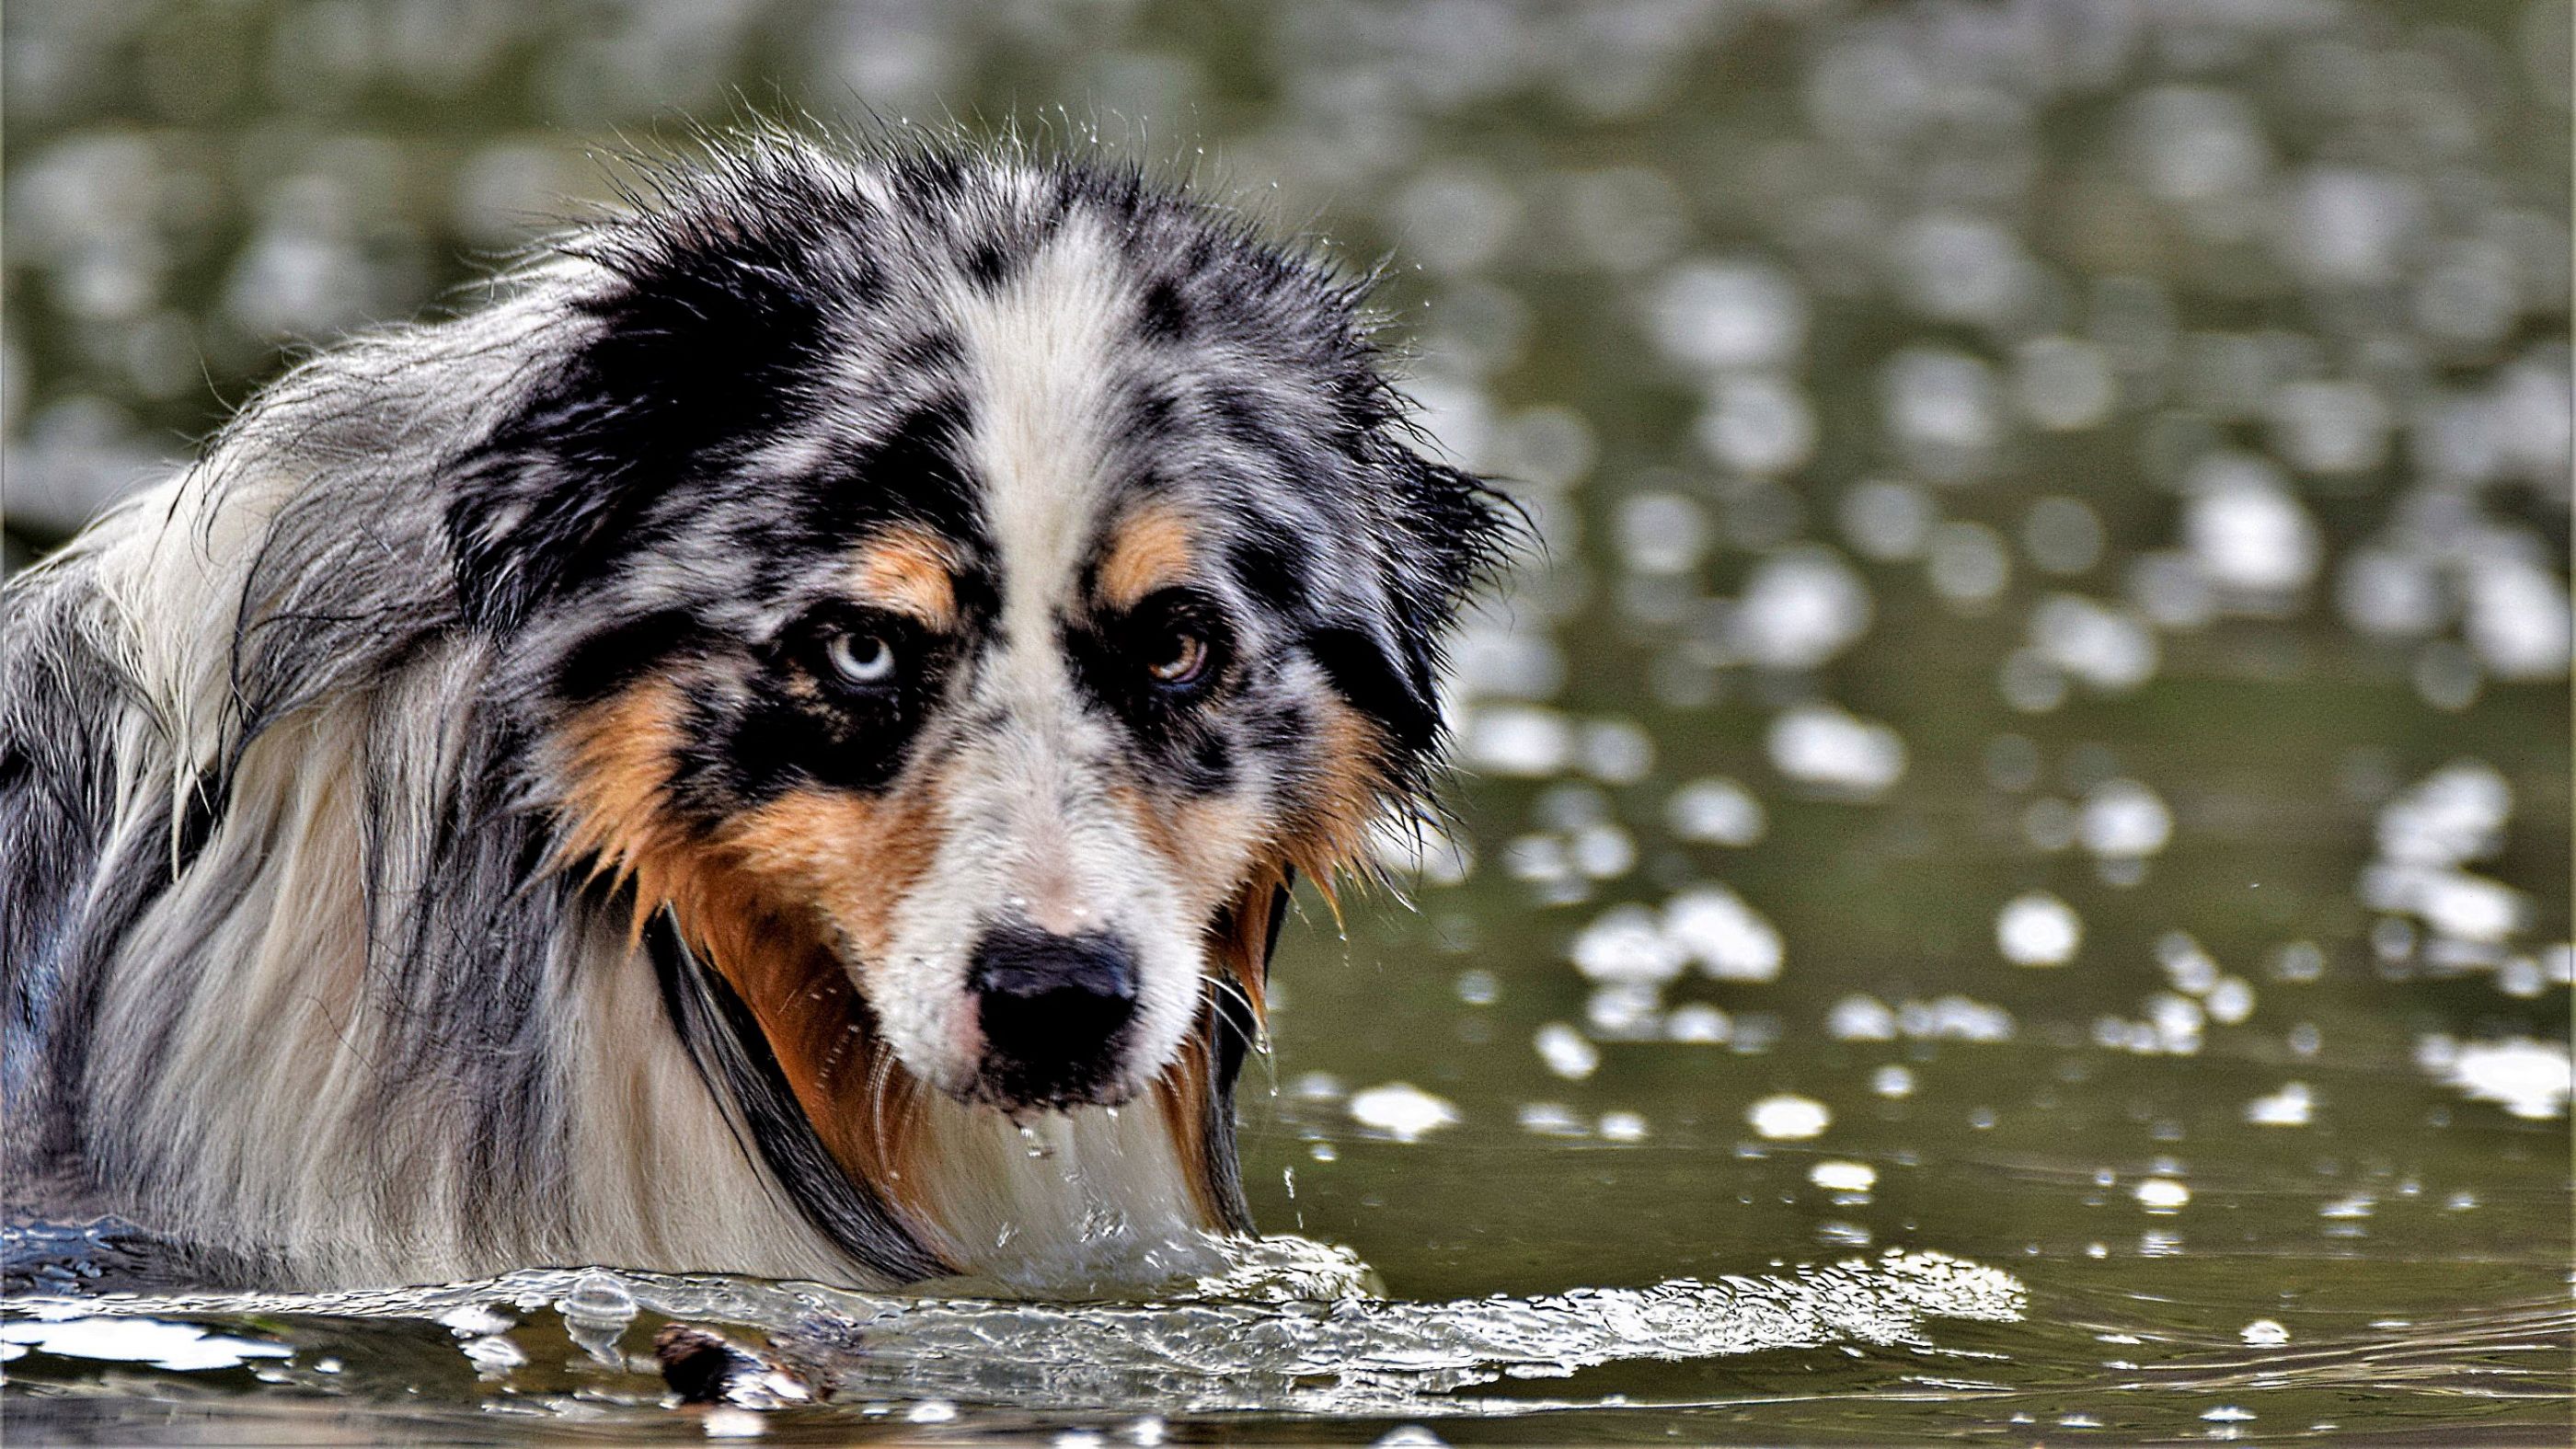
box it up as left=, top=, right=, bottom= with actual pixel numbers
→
left=1145, top=627, right=1209, bottom=687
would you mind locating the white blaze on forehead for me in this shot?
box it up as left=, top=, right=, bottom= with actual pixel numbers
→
left=948, top=212, right=1134, bottom=658
left=857, top=213, right=1210, bottom=1104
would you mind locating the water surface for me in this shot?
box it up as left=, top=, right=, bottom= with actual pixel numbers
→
left=4, top=0, right=2570, bottom=1441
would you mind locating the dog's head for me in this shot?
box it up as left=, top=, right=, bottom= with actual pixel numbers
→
left=450, top=137, right=1503, bottom=1131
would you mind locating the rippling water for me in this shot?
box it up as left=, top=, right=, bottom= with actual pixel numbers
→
left=5, top=0, right=2570, bottom=1441
left=4, top=1237, right=2033, bottom=1422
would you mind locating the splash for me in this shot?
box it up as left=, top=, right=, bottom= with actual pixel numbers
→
left=2, top=1236, right=2025, bottom=1420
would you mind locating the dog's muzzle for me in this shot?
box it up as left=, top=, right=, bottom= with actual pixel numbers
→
left=967, top=924, right=1140, bottom=1109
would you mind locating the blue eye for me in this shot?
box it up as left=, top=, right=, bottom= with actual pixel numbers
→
left=826, top=630, right=897, bottom=685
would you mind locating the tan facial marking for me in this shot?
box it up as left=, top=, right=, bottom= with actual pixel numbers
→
left=697, top=781, right=955, bottom=1232
left=1210, top=861, right=1291, bottom=1024
left=1282, top=698, right=1394, bottom=892
left=1106, top=782, right=1260, bottom=921
left=722, top=777, right=948, bottom=963
left=716, top=924, right=937, bottom=1229
left=1151, top=1029, right=1220, bottom=1225
left=1095, top=504, right=1195, bottom=610
left=550, top=675, right=949, bottom=1252
left=554, top=678, right=692, bottom=902
left=850, top=525, right=962, bottom=627
left=1130, top=698, right=1395, bottom=1236
left=1116, top=694, right=1391, bottom=1065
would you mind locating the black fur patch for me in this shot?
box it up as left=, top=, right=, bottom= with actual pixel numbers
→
left=794, top=397, right=985, bottom=551
left=674, top=604, right=960, bottom=814
left=1061, top=591, right=1239, bottom=795
left=1137, top=277, right=1190, bottom=341
left=1186, top=873, right=1291, bottom=1236
left=962, top=236, right=1014, bottom=292
left=1223, top=532, right=1313, bottom=615
left=449, top=191, right=853, bottom=628
left=1302, top=622, right=1438, bottom=758
left=552, top=609, right=713, bottom=706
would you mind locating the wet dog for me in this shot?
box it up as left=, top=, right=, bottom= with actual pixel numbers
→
left=0, top=132, right=1504, bottom=1292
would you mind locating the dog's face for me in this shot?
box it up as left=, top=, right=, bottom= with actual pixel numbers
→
left=451, top=144, right=1499, bottom=1126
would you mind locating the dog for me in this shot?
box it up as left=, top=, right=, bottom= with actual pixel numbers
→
left=0, top=130, right=1505, bottom=1294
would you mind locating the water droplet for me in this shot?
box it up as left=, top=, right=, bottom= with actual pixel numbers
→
left=2134, top=1178, right=2190, bottom=1211
left=1534, top=1022, right=1600, bottom=1079
left=1348, top=1083, right=1462, bottom=1143
left=460, top=1333, right=524, bottom=1374
left=1997, top=892, right=2083, bottom=966
left=1748, top=1095, right=1830, bottom=1140
left=1811, top=1161, right=1876, bottom=1192
left=560, top=1271, right=633, bottom=1324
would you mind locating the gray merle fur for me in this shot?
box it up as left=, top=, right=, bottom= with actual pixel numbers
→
left=0, top=126, right=1508, bottom=1290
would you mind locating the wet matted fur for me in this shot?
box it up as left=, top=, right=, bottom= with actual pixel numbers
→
left=0, top=130, right=1506, bottom=1293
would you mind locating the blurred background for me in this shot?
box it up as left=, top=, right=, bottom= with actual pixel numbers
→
left=4, top=0, right=2570, bottom=1436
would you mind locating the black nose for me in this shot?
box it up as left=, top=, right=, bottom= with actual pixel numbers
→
left=968, top=926, right=1139, bottom=1107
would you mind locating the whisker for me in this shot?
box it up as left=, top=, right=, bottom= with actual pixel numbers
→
left=1202, top=970, right=1261, bottom=1030
left=866, top=1045, right=904, bottom=1162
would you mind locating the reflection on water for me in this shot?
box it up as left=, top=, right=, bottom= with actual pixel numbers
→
left=4, top=0, right=2569, bottom=1440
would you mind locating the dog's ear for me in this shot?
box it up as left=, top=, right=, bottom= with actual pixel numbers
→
left=1300, top=449, right=1512, bottom=780
left=447, top=201, right=851, bottom=631
left=1397, top=454, right=1512, bottom=609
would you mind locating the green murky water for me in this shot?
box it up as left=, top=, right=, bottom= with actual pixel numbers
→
left=5, top=0, right=2570, bottom=1442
